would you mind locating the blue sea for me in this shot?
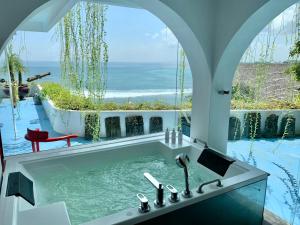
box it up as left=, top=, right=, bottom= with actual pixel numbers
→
left=19, top=61, right=193, bottom=104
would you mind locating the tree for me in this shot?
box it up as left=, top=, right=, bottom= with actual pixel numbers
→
left=6, top=45, right=26, bottom=85
left=288, top=41, right=300, bottom=81
left=3, top=45, right=26, bottom=106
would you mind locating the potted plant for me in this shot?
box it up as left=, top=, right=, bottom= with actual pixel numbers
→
left=1, top=46, right=51, bottom=105
left=2, top=46, right=28, bottom=101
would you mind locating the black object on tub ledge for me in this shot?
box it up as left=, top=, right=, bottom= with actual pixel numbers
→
left=197, top=144, right=235, bottom=176
left=6, top=172, right=35, bottom=206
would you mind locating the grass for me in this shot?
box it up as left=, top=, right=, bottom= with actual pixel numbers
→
left=231, top=99, right=300, bottom=110
left=40, top=82, right=300, bottom=111
left=40, top=82, right=191, bottom=111
left=40, top=82, right=96, bottom=110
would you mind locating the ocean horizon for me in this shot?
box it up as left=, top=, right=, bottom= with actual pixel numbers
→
left=14, top=61, right=193, bottom=104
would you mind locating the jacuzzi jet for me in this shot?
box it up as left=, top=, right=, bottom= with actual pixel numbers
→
left=175, top=153, right=192, bottom=198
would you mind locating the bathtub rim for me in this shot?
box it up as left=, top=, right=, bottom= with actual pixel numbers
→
left=0, top=133, right=269, bottom=225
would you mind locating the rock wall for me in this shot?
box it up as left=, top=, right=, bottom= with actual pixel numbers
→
left=234, top=63, right=300, bottom=100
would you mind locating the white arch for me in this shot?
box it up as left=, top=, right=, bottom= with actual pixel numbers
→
left=207, top=0, right=299, bottom=152
left=214, top=0, right=299, bottom=88
left=0, top=0, right=212, bottom=144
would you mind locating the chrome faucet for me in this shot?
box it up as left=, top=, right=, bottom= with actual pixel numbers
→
left=197, top=179, right=223, bottom=193
left=144, top=172, right=165, bottom=207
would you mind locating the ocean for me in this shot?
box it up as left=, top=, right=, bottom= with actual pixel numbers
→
left=20, top=62, right=193, bottom=104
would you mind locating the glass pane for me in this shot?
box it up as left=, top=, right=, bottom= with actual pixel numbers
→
left=136, top=179, right=267, bottom=225
left=229, top=3, right=300, bottom=224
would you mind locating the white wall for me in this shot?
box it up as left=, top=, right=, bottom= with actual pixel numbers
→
left=43, top=98, right=300, bottom=138
left=42, top=99, right=86, bottom=136
left=42, top=98, right=190, bottom=137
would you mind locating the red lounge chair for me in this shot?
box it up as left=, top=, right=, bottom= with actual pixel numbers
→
left=25, top=128, right=78, bottom=152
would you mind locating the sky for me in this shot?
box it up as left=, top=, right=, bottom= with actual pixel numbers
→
left=1, top=3, right=299, bottom=64
left=242, top=4, right=297, bottom=63
left=6, top=5, right=178, bottom=64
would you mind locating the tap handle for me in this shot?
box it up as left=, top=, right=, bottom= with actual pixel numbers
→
left=166, top=184, right=179, bottom=202
left=166, top=184, right=177, bottom=194
left=137, top=193, right=150, bottom=213
left=137, top=193, right=148, bottom=203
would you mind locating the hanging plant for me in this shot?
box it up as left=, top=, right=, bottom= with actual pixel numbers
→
left=176, top=43, right=188, bottom=129
left=85, top=113, right=100, bottom=141
left=178, top=46, right=186, bottom=105
left=279, top=114, right=296, bottom=138
left=58, top=1, right=109, bottom=101
left=228, top=116, right=241, bottom=140
left=243, top=112, right=261, bottom=139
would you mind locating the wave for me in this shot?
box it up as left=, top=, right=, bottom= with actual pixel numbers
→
left=81, top=89, right=192, bottom=98
left=103, top=89, right=193, bottom=98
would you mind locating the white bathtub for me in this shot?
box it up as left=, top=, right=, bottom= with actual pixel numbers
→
left=0, top=134, right=268, bottom=225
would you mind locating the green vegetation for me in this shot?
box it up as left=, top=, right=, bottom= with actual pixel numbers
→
left=5, top=45, right=26, bottom=85
left=286, top=63, right=300, bottom=82
left=85, top=113, right=100, bottom=140
left=231, top=99, right=300, bottom=110
left=228, top=117, right=241, bottom=140
left=288, top=40, right=300, bottom=81
left=41, top=82, right=300, bottom=111
left=231, top=83, right=255, bottom=102
left=40, top=82, right=191, bottom=111
left=279, top=114, right=296, bottom=138
left=40, top=82, right=96, bottom=110
left=244, top=112, right=261, bottom=139
left=2, top=44, right=27, bottom=107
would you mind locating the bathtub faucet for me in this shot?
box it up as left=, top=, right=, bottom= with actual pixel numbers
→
left=144, top=172, right=165, bottom=207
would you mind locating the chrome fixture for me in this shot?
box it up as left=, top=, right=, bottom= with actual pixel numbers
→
left=137, top=193, right=150, bottom=213
left=175, top=153, right=192, bottom=198
left=197, top=179, right=223, bottom=194
left=144, top=172, right=165, bottom=207
left=166, top=184, right=179, bottom=203
left=193, top=138, right=207, bottom=146
left=218, top=90, right=230, bottom=95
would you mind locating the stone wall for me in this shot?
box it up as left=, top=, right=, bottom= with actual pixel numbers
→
left=234, top=63, right=300, bottom=100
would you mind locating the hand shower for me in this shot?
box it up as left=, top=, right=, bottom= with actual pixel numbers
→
left=175, top=153, right=192, bottom=198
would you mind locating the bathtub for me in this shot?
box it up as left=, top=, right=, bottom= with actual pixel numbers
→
left=0, top=134, right=268, bottom=225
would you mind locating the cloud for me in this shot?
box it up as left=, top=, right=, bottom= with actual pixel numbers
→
left=151, top=33, right=159, bottom=39
left=145, top=27, right=178, bottom=47
left=145, top=32, right=159, bottom=39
